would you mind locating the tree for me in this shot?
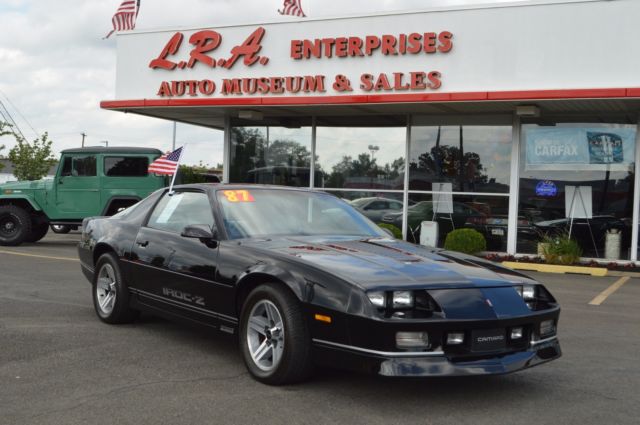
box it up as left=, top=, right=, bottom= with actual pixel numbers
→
left=8, top=132, right=57, bottom=181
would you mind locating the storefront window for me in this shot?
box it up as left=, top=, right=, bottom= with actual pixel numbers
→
left=403, top=193, right=509, bottom=249
left=229, top=126, right=312, bottom=187
left=315, top=126, right=406, bottom=190
left=409, top=125, right=512, bottom=192
left=517, top=123, right=636, bottom=259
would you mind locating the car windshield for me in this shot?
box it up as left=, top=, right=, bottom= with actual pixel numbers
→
left=216, top=189, right=386, bottom=239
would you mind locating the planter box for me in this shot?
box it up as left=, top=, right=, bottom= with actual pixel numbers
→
left=502, top=261, right=608, bottom=276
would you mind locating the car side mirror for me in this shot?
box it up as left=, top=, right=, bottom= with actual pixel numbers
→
left=181, top=224, right=219, bottom=248
left=181, top=224, right=215, bottom=239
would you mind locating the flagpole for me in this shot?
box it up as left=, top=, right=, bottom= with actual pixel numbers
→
left=168, top=144, right=186, bottom=195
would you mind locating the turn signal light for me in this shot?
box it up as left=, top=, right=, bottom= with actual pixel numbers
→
left=396, top=332, right=429, bottom=349
left=510, top=327, right=524, bottom=339
left=540, top=320, right=555, bottom=337
left=446, top=332, right=465, bottom=345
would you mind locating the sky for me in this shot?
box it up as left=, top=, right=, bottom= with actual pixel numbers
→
left=0, top=0, right=536, bottom=167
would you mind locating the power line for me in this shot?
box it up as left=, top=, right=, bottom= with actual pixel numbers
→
left=0, top=89, right=40, bottom=139
left=0, top=99, right=26, bottom=141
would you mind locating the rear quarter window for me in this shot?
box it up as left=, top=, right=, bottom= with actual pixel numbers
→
left=104, top=156, right=149, bottom=177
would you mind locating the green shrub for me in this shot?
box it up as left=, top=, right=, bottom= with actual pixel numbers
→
left=378, top=223, right=402, bottom=239
left=444, top=228, right=486, bottom=254
left=541, top=233, right=582, bottom=265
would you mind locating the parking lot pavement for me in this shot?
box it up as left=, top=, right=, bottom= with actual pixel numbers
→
left=1, top=234, right=639, bottom=425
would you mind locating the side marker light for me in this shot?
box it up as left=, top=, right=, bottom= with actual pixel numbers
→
left=314, top=314, right=332, bottom=324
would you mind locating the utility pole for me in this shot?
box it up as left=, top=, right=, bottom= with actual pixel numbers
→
left=81, top=132, right=86, bottom=147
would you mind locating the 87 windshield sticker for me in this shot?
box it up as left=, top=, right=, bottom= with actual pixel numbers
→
left=222, top=190, right=254, bottom=202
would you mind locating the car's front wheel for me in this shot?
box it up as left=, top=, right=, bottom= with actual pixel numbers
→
left=93, top=253, right=138, bottom=324
left=239, top=284, right=313, bottom=385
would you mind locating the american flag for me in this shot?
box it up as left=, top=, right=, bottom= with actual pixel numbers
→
left=148, top=147, right=184, bottom=175
left=278, top=0, right=306, bottom=17
left=104, top=0, right=141, bottom=39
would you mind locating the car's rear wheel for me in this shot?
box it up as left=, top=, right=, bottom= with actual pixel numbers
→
left=93, top=253, right=138, bottom=324
left=25, top=221, right=49, bottom=243
left=0, top=205, right=32, bottom=246
left=239, top=284, right=313, bottom=385
left=51, top=224, right=71, bottom=234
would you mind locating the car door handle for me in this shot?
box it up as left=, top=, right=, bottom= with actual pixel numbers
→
left=136, top=240, right=149, bottom=248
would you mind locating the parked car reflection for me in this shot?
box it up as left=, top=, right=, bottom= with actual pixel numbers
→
left=382, top=201, right=485, bottom=244
left=349, top=197, right=404, bottom=223
left=465, top=214, right=537, bottom=252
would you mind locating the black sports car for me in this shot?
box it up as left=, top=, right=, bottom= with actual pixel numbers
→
left=78, top=185, right=561, bottom=385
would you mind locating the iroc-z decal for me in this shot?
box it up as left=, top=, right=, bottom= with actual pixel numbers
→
left=162, top=288, right=205, bottom=306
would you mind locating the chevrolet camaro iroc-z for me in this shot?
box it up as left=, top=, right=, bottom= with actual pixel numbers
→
left=78, top=185, right=561, bottom=385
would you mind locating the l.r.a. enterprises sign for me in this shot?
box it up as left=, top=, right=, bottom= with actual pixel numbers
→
left=148, top=26, right=453, bottom=98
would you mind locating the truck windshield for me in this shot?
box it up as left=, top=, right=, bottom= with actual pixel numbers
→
left=216, top=189, right=385, bottom=239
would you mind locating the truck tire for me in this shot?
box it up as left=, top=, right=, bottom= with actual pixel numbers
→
left=26, top=221, right=49, bottom=243
left=51, top=224, right=71, bottom=234
left=0, top=205, right=32, bottom=246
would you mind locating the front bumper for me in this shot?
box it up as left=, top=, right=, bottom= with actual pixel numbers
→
left=312, top=336, right=561, bottom=377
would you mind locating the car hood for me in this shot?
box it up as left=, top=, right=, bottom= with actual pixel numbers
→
left=241, top=236, right=535, bottom=290
left=0, top=179, right=53, bottom=195
left=0, top=179, right=51, bottom=192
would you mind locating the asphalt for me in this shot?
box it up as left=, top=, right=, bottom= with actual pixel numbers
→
left=1, top=233, right=639, bottom=425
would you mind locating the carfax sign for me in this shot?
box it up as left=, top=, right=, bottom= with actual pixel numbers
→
left=525, top=127, right=637, bottom=171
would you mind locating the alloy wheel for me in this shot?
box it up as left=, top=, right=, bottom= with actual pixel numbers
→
left=96, top=264, right=117, bottom=315
left=246, top=300, right=285, bottom=372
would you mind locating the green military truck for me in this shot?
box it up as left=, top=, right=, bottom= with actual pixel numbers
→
left=0, top=147, right=165, bottom=246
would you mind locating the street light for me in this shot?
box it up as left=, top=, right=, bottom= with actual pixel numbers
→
left=368, top=144, right=379, bottom=160
left=100, top=140, right=109, bottom=147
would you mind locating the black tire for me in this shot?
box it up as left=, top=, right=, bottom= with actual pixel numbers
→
left=0, top=205, right=32, bottom=246
left=25, top=221, right=49, bottom=243
left=92, top=252, right=138, bottom=324
left=239, top=283, right=313, bottom=385
left=51, top=224, right=71, bottom=234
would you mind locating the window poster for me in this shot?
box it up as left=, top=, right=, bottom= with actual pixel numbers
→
left=432, top=182, right=453, bottom=215
left=525, top=127, right=636, bottom=171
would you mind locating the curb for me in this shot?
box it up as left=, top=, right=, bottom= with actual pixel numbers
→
left=502, top=261, right=608, bottom=276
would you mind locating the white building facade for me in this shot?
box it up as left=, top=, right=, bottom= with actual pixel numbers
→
left=102, top=0, right=640, bottom=261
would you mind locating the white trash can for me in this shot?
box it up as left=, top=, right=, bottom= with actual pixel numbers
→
left=420, top=221, right=439, bottom=247
left=604, top=229, right=621, bottom=260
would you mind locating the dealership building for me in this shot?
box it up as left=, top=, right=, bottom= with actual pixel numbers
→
left=102, top=0, right=640, bottom=261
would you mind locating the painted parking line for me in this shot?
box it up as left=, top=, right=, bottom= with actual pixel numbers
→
left=588, top=276, right=630, bottom=306
left=0, top=249, right=79, bottom=262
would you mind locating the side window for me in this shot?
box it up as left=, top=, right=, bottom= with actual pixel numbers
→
left=368, top=201, right=387, bottom=210
left=60, top=157, right=73, bottom=177
left=104, top=156, right=149, bottom=177
left=147, top=191, right=215, bottom=234
left=60, top=156, right=97, bottom=177
left=389, top=201, right=402, bottom=210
